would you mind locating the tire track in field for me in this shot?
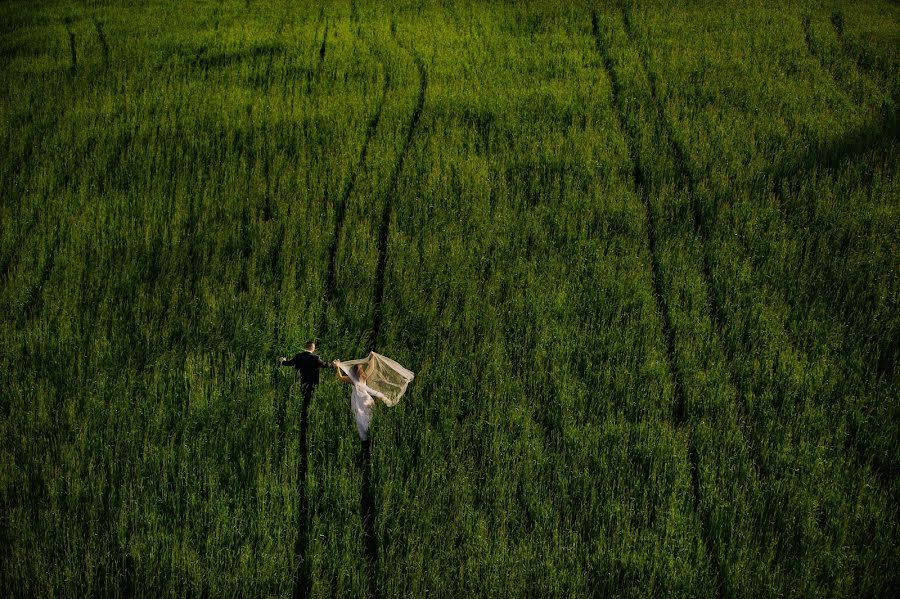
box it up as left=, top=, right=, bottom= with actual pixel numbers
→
left=2, top=16, right=89, bottom=236
left=1, top=105, right=78, bottom=313
left=801, top=14, right=861, bottom=102
left=800, top=13, right=897, bottom=145
left=360, top=436, right=378, bottom=599
left=321, top=54, right=391, bottom=322
left=289, top=31, right=392, bottom=599
left=318, top=20, right=329, bottom=65
left=739, top=11, right=897, bottom=482
left=800, top=13, right=890, bottom=111
left=288, top=12, right=335, bottom=597
left=360, top=27, right=427, bottom=599
left=801, top=15, right=852, bottom=101
left=369, top=32, right=427, bottom=350
left=590, top=12, right=667, bottom=360
left=617, top=6, right=748, bottom=419
left=270, top=219, right=287, bottom=450
left=291, top=380, right=314, bottom=599
left=619, top=5, right=762, bottom=592
left=19, top=225, right=61, bottom=325
left=268, top=4, right=290, bottom=461
left=591, top=11, right=725, bottom=597
left=616, top=5, right=878, bottom=592
left=828, top=8, right=899, bottom=107
left=0, top=115, right=62, bottom=284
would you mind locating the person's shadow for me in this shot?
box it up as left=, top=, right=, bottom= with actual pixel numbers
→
left=360, top=439, right=379, bottom=599
left=291, top=385, right=313, bottom=599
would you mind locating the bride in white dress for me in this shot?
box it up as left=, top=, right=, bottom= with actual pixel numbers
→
left=334, top=351, right=415, bottom=443
left=334, top=353, right=386, bottom=442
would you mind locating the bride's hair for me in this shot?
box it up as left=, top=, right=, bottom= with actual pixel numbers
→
left=354, top=364, right=367, bottom=380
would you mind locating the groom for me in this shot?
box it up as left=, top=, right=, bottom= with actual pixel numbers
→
left=279, top=340, right=331, bottom=403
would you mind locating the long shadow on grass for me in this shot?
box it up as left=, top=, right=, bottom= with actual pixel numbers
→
left=64, top=18, right=77, bottom=75
left=93, top=18, right=110, bottom=68
left=360, top=440, right=378, bottom=598
left=592, top=9, right=725, bottom=596
left=291, top=385, right=313, bottom=599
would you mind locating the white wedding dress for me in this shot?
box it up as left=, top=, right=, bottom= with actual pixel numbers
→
left=336, top=352, right=415, bottom=440
left=349, top=381, right=385, bottom=441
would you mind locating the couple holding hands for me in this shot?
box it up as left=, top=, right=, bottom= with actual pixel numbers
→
left=279, top=341, right=414, bottom=443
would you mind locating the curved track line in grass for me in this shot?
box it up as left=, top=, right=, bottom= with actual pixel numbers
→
left=20, top=225, right=61, bottom=325
left=321, top=52, right=391, bottom=326
left=361, top=28, right=427, bottom=599
left=288, top=13, right=338, bottom=599
left=618, top=5, right=766, bottom=483
left=800, top=12, right=900, bottom=180
left=0, top=187, right=36, bottom=274
left=267, top=1, right=290, bottom=461
left=773, top=14, right=900, bottom=490
left=696, top=9, right=897, bottom=489
left=370, top=36, right=427, bottom=352
left=801, top=15, right=852, bottom=103
left=271, top=232, right=288, bottom=457
left=829, top=10, right=900, bottom=107
left=800, top=13, right=891, bottom=111
left=618, top=4, right=898, bottom=587
left=618, top=6, right=733, bottom=422
left=1, top=103, right=71, bottom=304
left=0, top=127, right=57, bottom=282
left=590, top=10, right=672, bottom=421
left=309, top=5, right=326, bottom=64
left=803, top=13, right=879, bottom=103
left=360, top=438, right=378, bottom=599
left=289, top=32, right=392, bottom=599
left=591, top=11, right=724, bottom=597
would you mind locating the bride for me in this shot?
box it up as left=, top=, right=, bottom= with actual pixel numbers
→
left=333, top=351, right=415, bottom=444
left=334, top=353, right=386, bottom=443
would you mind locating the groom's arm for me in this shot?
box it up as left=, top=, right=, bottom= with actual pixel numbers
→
left=281, top=354, right=299, bottom=367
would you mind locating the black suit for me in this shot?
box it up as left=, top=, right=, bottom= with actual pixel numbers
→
left=282, top=351, right=330, bottom=400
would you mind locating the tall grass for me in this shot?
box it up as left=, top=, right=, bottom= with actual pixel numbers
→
left=1, top=0, right=897, bottom=596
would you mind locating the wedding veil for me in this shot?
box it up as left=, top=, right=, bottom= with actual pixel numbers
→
left=336, top=352, right=415, bottom=406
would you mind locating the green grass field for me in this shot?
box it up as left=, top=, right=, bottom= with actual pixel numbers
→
left=1, top=0, right=898, bottom=596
